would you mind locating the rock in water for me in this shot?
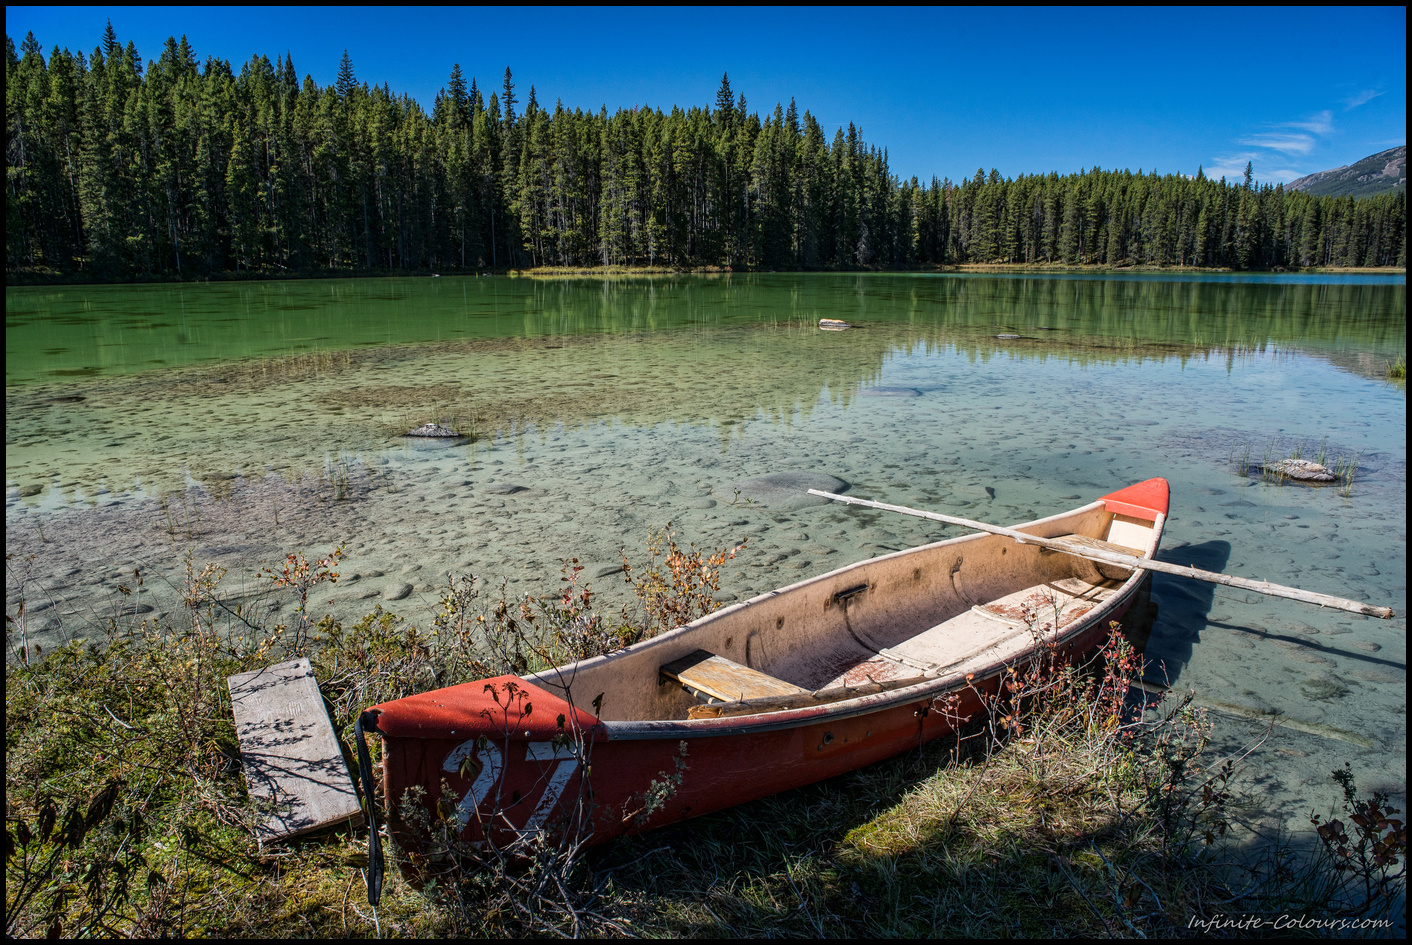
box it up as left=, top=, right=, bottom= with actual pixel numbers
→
left=585, top=562, right=624, bottom=579
left=407, top=422, right=461, bottom=438
left=727, top=471, right=849, bottom=509
left=1263, top=459, right=1337, bottom=482
left=383, top=582, right=413, bottom=601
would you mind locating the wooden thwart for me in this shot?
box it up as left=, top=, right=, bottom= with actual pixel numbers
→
left=661, top=650, right=805, bottom=703
left=1048, top=533, right=1144, bottom=557
left=228, top=658, right=362, bottom=844
left=688, top=674, right=932, bottom=719
left=808, top=489, right=1395, bottom=620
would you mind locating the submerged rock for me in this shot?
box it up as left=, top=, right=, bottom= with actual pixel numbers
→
left=585, top=562, right=624, bottom=579
left=1263, top=459, right=1337, bottom=482
left=405, top=421, right=469, bottom=448
left=1298, top=675, right=1351, bottom=702
left=727, top=471, right=848, bottom=509
left=406, top=422, right=462, bottom=438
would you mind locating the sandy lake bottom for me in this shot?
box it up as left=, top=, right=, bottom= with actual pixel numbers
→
left=6, top=278, right=1406, bottom=846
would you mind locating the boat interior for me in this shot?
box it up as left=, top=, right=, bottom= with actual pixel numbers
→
left=528, top=500, right=1159, bottom=724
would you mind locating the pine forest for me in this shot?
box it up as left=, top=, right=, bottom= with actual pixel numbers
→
left=6, top=29, right=1407, bottom=281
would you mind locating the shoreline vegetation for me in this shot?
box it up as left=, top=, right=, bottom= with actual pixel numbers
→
left=7, top=27, right=1407, bottom=285
left=5, top=539, right=1406, bottom=938
left=7, top=261, right=1407, bottom=287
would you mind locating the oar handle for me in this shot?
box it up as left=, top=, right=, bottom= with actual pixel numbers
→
left=807, top=490, right=1395, bottom=620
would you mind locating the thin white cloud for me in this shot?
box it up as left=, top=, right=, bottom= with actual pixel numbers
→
left=1343, top=89, right=1382, bottom=109
left=1233, top=110, right=1335, bottom=156
left=1287, top=110, right=1333, bottom=134
left=1206, top=153, right=1260, bottom=181
left=1218, top=108, right=1340, bottom=181
left=1208, top=157, right=1303, bottom=184
left=1237, top=132, right=1316, bottom=155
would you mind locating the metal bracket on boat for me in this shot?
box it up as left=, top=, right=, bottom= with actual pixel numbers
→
left=354, top=710, right=385, bottom=907
left=828, top=582, right=871, bottom=609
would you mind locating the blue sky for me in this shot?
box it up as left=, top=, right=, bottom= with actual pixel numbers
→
left=7, top=6, right=1406, bottom=186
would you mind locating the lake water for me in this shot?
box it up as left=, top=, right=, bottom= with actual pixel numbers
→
left=5, top=271, right=1406, bottom=841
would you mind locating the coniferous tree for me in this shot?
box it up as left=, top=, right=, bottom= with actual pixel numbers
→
left=335, top=49, right=356, bottom=99
left=5, top=28, right=1405, bottom=278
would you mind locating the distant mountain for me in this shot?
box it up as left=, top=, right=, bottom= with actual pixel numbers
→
left=1285, top=145, right=1406, bottom=199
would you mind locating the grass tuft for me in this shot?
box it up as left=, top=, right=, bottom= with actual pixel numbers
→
left=1234, top=436, right=1364, bottom=495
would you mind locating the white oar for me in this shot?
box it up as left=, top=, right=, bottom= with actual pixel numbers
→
left=807, top=489, right=1394, bottom=620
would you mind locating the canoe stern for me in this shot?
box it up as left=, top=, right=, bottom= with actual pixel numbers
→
left=1100, top=477, right=1169, bottom=522
left=368, top=676, right=602, bottom=866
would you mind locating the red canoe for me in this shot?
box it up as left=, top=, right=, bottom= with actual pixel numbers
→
left=357, top=478, right=1168, bottom=882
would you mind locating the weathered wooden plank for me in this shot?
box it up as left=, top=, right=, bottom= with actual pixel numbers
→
left=228, top=658, right=361, bottom=844
left=660, top=650, right=806, bottom=703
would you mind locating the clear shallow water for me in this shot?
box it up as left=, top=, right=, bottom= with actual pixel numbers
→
left=5, top=272, right=1406, bottom=841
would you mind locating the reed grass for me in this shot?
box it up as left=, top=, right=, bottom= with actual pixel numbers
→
left=158, top=491, right=201, bottom=538
left=249, top=349, right=354, bottom=381
left=1229, top=442, right=1253, bottom=476
left=1388, top=356, right=1406, bottom=382
left=1333, top=450, right=1364, bottom=499
left=1260, top=439, right=1286, bottom=485
left=322, top=455, right=354, bottom=502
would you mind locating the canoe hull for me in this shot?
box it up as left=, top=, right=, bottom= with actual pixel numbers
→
left=368, top=480, right=1166, bottom=865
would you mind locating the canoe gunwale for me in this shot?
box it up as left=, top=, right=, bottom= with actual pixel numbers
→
left=590, top=502, right=1162, bottom=741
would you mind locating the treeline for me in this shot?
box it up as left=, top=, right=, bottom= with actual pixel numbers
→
left=6, top=27, right=1407, bottom=280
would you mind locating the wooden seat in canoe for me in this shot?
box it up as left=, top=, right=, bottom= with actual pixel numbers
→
left=1047, top=532, right=1145, bottom=557
left=660, top=650, right=806, bottom=704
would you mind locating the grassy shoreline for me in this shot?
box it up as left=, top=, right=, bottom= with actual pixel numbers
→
left=6, top=544, right=1405, bottom=938
left=7, top=262, right=1404, bottom=287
